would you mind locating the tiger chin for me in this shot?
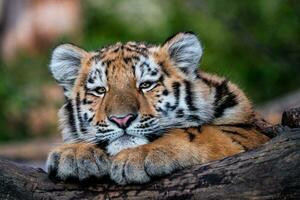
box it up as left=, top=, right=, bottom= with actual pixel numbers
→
left=46, top=32, right=269, bottom=185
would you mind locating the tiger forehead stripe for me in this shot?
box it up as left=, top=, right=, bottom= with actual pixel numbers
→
left=158, top=61, right=170, bottom=77
left=87, top=54, right=100, bottom=65
left=98, top=42, right=149, bottom=56
left=97, top=49, right=147, bottom=70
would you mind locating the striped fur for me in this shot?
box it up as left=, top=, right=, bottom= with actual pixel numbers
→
left=46, top=32, right=269, bottom=184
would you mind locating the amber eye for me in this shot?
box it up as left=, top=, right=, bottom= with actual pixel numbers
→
left=94, top=87, right=106, bottom=95
left=139, top=82, right=153, bottom=90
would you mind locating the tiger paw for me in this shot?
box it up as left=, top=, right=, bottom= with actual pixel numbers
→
left=144, top=146, right=180, bottom=177
left=46, top=143, right=110, bottom=182
left=110, top=146, right=179, bottom=185
left=110, top=148, right=150, bottom=185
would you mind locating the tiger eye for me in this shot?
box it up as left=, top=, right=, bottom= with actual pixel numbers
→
left=95, top=87, right=106, bottom=94
left=139, top=82, right=152, bottom=89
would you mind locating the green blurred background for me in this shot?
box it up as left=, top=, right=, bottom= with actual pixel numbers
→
left=0, top=0, right=299, bottom=143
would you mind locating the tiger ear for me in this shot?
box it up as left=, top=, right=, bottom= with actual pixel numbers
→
left=49, top=44, right=86, bottom=98
left=163, top=32, right=203, bottom=78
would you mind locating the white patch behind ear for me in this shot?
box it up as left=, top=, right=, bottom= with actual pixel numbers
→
left=164, top=32, right=203, bottom=78
left=49, top=44, right=86, bottom=98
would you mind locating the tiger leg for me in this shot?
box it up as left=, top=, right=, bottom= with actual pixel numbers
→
left=110, top=125, right=269, bottom=185
left=46, top=142, right=110, bottom=182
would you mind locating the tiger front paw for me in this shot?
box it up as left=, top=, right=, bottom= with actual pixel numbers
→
left=46, top=143, right=110, bottom=182
left=110, top=146, right=180, bottom=185
left=110, top=148, right=150, bottom=185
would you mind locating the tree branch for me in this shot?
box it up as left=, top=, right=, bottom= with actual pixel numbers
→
left=0, top=109, right=300, bottom=200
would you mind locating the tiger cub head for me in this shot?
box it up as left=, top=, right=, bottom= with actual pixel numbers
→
left=50, top=32, right=214, bottom=155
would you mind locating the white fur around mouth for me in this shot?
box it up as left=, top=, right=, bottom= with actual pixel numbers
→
left=106, top=135, right=149, bottom=156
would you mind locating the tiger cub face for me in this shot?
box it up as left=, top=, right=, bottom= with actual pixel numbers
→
left=50, top=32, right=214, bottom=155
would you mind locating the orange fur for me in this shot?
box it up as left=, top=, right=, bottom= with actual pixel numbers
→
left=47, top=33, right=270, bottom=184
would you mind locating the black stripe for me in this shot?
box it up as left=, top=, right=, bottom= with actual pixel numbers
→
left=172, top=82, right=181, bottom=109
left=83, top=98, right=93, bottom=105
left=64, top=100, right=77, bottom=135
left=132, top=64, right=136, bottom=76
left=83, top=113, right=89, bottom=121
left=179, top=67, right=190, bottom=75
left=87, top=77, right=94, bottom=84
left=197, top=74, right=218, bottom=87
left=221, top=129, right=248, bottom=139
left=88, top=55, right=100, bottom=65
left=158, top=61, right=170, bottom=77
left=186, top=130, right=196, bottom=142
left=113, top=47, right=120, bottom=53
left=186, top=115, right=202, bottom=123
left=176, top=109, right=184, bottom=118
left=162, top=89, right=169, bottom=96
left=131, top=56, right=140, bottom=61
left=105, top=68, right=108, bottom=80
left=98, top=129, right=114, bottom=133
left=217, top=123, right=253, bottom=129
left=151, top=71, right=158, bottom=76
left=88, top=114, right=94, bottom=123
left=123, top=57, right=131, bottom=64
left=145, top=134, right=164, bottom=142
left=230, top=137, right=249, bottom=150
left=151, top=83, right=161, bottom=91
left=124, top=46, right=134, bottom=52
left=48, top=152, right=60, bottom=181
left=158, top=75, right=165, bottom=83
left=102, top=59, right=114, bottom=68
left=75, top=93, right=86, bottom=133
left=97, top=139, right=109, bottom=150
left=214, top=80, right=238, bottom=118
left=184, top=80, right=198, bottom=111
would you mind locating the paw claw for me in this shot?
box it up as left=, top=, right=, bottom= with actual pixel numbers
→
left=46, top=143, right=110, bottom=182
left=109, top=147, right=181, bottom=185
left=110, top=150, right=150, bottom=185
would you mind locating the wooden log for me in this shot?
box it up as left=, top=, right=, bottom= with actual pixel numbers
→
left=0, top=108, right=299, bottom=200
left=0, top=128, right=299, bottom=200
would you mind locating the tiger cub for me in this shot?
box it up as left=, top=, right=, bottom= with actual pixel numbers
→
left=46, top=32, right=269, bottom=185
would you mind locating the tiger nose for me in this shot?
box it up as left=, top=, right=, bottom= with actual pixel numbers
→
left=108, top=114, right=137, bottom=129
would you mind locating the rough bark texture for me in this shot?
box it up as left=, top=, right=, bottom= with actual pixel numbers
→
left=0, top=108, right=300, bottom=200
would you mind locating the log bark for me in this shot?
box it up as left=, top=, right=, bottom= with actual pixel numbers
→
left=0, top=109, right=300, bottom=200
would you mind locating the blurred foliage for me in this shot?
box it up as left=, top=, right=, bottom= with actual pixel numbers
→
left=0, top=0, right=299, bottom=142
left=82, top=0, right=300, bottom=102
